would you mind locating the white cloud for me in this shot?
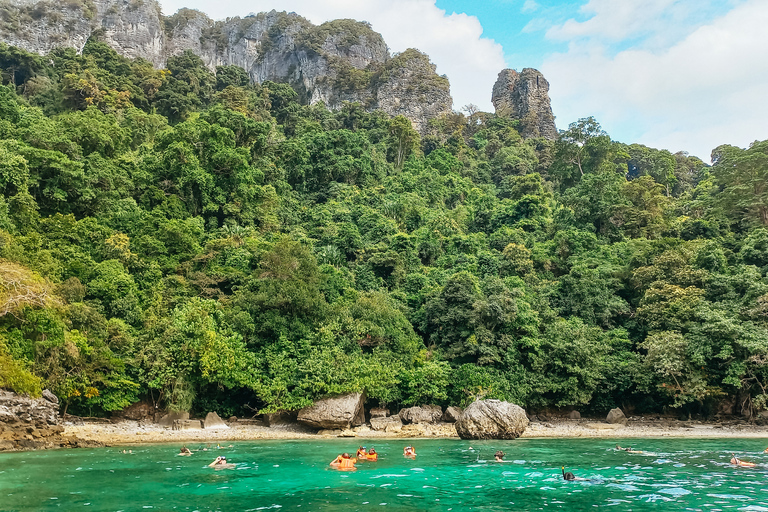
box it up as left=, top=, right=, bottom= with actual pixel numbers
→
left=542, top=0, right=768, bottom=160
left=522, top=0, right=539, bottom=13
left=159, top=0, right=507, bottom=112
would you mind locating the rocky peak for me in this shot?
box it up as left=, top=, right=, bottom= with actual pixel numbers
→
left=492, top=68, right=557, bottom=140
left=0, top=0, right=452, bottom=131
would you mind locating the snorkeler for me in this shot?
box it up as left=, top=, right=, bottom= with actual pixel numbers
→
left=562, top=466, right=589, bottom=481
left=366, top=448, right=378, bottom=462
left=730, top=453, right=756, bottom=468
left=403, top=446, right=416, bottom=458
left=356, top=446, right=367, bottom=458
left=179, top=446, right=193, bottom=456
left=330, top=453, right=357, bottom=470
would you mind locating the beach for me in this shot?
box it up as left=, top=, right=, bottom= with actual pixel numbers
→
left=62, top=417, right=768, bottom=447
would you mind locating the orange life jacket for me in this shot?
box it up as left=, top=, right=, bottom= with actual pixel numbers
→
left=356, top=449, right=366, bottom=458
left=366, top=453, right=378, bottom=461
left=340, top=457, right=356, bottom=469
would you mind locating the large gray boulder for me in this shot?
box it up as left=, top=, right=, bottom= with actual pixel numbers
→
left=399, top=405, right=443, bottom=424
left=606, top=408, right=627, bottom=425
left=442, top=406, right=463, bottom=423
left=297, top=393, right=365, bottom=430
left=455, top=400, right=529, bottom=440
left=203, top=412, right=229, bottom=429
left=157, top=411, right=189, bottom=427
left=0, top=390, right=60, bottom=425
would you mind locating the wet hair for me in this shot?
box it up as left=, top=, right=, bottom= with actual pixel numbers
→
left=562, top=467, right=575, bottom=480
left=342, top=453, right=350, bottom=458
left=495, top=451, right=505, bottom=459
left=368, top=448, right=376, bottom=453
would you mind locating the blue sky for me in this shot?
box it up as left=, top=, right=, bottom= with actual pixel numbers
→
left=162, top=0, right=768, bottom=160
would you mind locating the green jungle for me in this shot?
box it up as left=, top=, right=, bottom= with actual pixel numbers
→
left=0, top=40, right=767, bottom=420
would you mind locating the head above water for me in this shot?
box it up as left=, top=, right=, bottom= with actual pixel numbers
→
left=342, top=453, right=350, bottom=458
left=495, top=451, right=505, bottom=459
left=562, top=466, right=575, bottom=480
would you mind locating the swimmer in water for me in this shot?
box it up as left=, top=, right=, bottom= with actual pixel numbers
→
left=403, top=446, right=416, bottom=458
left=330, top=453, right=357, bottom=470
left=356, top=446, right=367, bottom=458
left=179, top=446, right=193, bottom=456
left=495, top=450, right=510, bottom=462
left=208, top=456, right=229, bottom=467
left=562, top=466, right=589, bottom=481
left=730, top=453, right=756, bottom=467
left=366, top=448, right=378, bottom=462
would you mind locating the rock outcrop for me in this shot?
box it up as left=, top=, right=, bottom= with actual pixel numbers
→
left=370, top=415, right=402, bottom=432
left=157, top=410, right=189, bottom=427
left=455, top=399, right=529, bottom=440
left=203, top=411, right=228, bottom=429
left=606, top=408, right=627, bottom=425
left=297, top=392, right=365, bottom=430
left=491, top=68, right=557, bottom=140
left=0, top=390, right=100, bottom=451
left=0, top=1, right=452, bottom=131
left=442, top=406, right=463, bottom=423
left=399, top=405, right=443, bottom=424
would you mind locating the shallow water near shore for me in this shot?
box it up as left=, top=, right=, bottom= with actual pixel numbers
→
left=1, top=438, right=767, bottom=511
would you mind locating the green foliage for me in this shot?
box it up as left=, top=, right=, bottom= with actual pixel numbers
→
left=0, top=42, right=766, bottom=419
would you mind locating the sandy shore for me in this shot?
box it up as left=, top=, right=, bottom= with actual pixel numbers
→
left=63, top=417, right=768, bottom=447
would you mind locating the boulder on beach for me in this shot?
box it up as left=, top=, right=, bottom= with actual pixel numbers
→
left=455, top=399, right=529, bottom=440
left=606, top=408, right=627, bottom=425
left=172, top=419, right=202, bottom=430
left=203, top=412, right=229, bottom=429
left=297, top=392, right=365, bottom=429
left=399, top=405, right=443, bottom=424
left=569, top=410, right=581, bottom=420
left=157, top=411, right=189, bottom=427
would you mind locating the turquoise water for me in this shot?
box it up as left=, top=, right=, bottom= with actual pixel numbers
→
left=1, top=438, right=768, bottom=511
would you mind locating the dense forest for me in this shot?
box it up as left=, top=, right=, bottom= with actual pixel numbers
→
left=0, top=39, right=767, bottom=420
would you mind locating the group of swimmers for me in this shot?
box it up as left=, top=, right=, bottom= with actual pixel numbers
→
left=173, top=442, right=768, bottom=473
left=329, top=446, right=418, bottom=470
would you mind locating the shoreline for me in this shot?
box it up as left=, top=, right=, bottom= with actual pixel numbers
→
left=61, top=418, right=768, bottom=448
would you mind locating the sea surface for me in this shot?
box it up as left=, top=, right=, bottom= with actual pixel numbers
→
left=1, top=438, right=767, bottom=511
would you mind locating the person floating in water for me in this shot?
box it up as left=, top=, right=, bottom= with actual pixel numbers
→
left=562, top=466, right=589, bottom=481
left=366, top=448, right=378, bottom=461
left=495, top=450, right=510, bottom=462
left=208, top=456, right=229, bottom=467
left=330, top=453, right=357, bottom=470
left=730, top=453, right=756, bottom=468
left=356, top=446, right=367, bottom=458
left=179, top=446, right=193, bottom=456
left=403, top=446, right=416, bottom=458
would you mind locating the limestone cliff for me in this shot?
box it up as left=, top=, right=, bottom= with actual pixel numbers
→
left=491, top=68, right=557, bottom=140
left=0, top=0, right=452, bottom=131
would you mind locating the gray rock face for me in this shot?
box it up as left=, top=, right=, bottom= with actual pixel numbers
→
left=203, top=411, right=229, bottom=429
left=369, top=415, right=402, bottom=432
left=157, top=411, right=189, bottom=427
left=606, top=408, right=627, bottom=425
left=569, top=411, right=581, bottom=420
left=0, top=389, right=60, bottom=425
left=369, top=407, right=389, bottom=418
left=297, top=392, right=365, bottom=430
left=113, top=401, right=154, bottom=421
left=264, top=410, right=298, bottom=427
left=492, top=68, right=557, bottom=140
left=442, top=406, right=463, bottom=423
left=0, top=2, right=451, bottom=131
left=399, top=405, right=443, bottom=424
left=455, top=399, right=529, bottom=440
left=172, top=419, right=202, bottom=430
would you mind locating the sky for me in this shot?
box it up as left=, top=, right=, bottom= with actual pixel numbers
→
left=159, top=0, right=768, bottom=161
